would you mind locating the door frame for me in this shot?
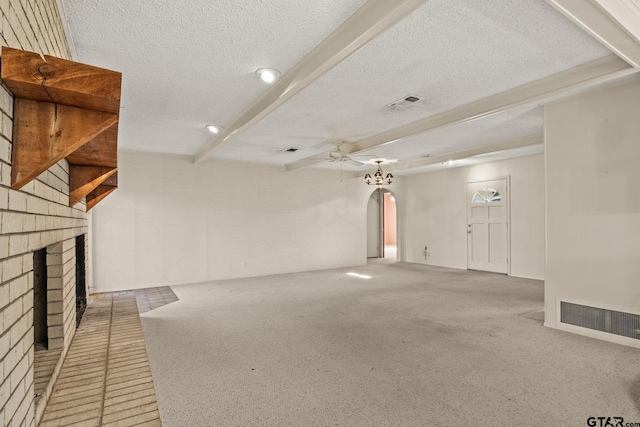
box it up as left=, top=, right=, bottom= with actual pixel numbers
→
left=365, top=188, right=400, bottom=261
left=466, top=176, right=511, bottom=275
left=366, top=190, right=384, bottom=258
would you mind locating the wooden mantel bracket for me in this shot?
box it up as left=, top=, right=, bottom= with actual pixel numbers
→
left=1, top=46, right=122, bottom=208
left=69, top=165, right=117, bottom=206
left=66, top=122, right=119, bottom=168
left=11, top=99, right=117, bottom=190
left=86, top=172, right=117, bottom=211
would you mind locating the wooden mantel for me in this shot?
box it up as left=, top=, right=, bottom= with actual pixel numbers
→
left=0, top=47, right=122, bottom=210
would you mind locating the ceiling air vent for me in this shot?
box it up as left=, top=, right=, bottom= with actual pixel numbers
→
left=283, top=148, right=298, bottom=153
left=387, top=94, right=422, bottom=110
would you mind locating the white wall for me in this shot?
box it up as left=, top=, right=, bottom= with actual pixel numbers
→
left=91, top=151, right=403, bottom=292
left=403, top=155, right=545, bottom=280
left=91, top=150, right=544, bottom=292
left=544, top=77, right=640, bottom=337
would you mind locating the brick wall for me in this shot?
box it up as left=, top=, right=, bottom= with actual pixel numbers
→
left=0, top=1, right=86, bottom=427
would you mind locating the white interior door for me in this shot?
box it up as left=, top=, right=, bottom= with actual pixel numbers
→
left=467, top=178, right=509, bottom=274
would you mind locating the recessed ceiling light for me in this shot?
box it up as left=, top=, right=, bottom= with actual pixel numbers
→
left=256, top=68, right=280, bottom=84
left=421, top=154, right=431, bottom=158
left=206, top=125, right=222, bottom=134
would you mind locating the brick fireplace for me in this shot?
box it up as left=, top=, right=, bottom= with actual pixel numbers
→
left=0, top=2, right=91, bottom=426
left=0, top=0, right=124, bottom=424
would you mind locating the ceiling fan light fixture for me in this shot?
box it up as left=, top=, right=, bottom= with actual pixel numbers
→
left=256, top=68, right=280, bottom=84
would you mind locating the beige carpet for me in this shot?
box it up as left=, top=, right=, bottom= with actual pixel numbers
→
left=140, top=263, right=640, bottom=426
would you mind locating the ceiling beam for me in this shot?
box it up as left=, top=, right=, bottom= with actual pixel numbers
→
left=385, top=134, right=542, bottom=173
left=546, top=0, right=640, bottom=67
left=193, top=0, right=429, bottom=163
left=285, top=54, right=637, bottom=172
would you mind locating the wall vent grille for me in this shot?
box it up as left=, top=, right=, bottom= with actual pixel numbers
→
left=560, top=302, right=640, bottom=340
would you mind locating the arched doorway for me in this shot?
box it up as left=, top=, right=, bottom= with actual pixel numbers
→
left=366, top=189, right=397, bottom=262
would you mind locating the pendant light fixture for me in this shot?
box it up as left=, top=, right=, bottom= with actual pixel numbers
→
left=364, top=160, right=393, bottom=188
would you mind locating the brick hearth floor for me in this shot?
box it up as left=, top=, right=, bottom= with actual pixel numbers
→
left=133, top=287, right=179, bottom=314
left=39, top=287, right=177, bottom=426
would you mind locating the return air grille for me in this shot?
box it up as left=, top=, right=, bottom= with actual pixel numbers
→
left=560, top=302, right=640, bottom=340
left=386, top=94, right=422, bottom=110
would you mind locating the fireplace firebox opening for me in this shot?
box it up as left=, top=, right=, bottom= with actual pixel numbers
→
left=33, top=248, right=48, bottom=351
left=75, top=234, right=87, bottom=327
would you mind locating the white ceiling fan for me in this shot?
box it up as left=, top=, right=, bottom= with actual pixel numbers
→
left=325, top=141, right=375, bottom=167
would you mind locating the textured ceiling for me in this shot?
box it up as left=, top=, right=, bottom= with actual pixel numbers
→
left=216, top=0, right=609, bottom=165
left=62, top=0, right=615, bottom=173
left=399, top=144, right=545, bottom=176
left=63, top=0, right=367, bottom=154
left=352, top=104, right=543, bottom=165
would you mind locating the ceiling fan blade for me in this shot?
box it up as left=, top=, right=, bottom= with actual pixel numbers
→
left=348, top=159, right=366, bottom=167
